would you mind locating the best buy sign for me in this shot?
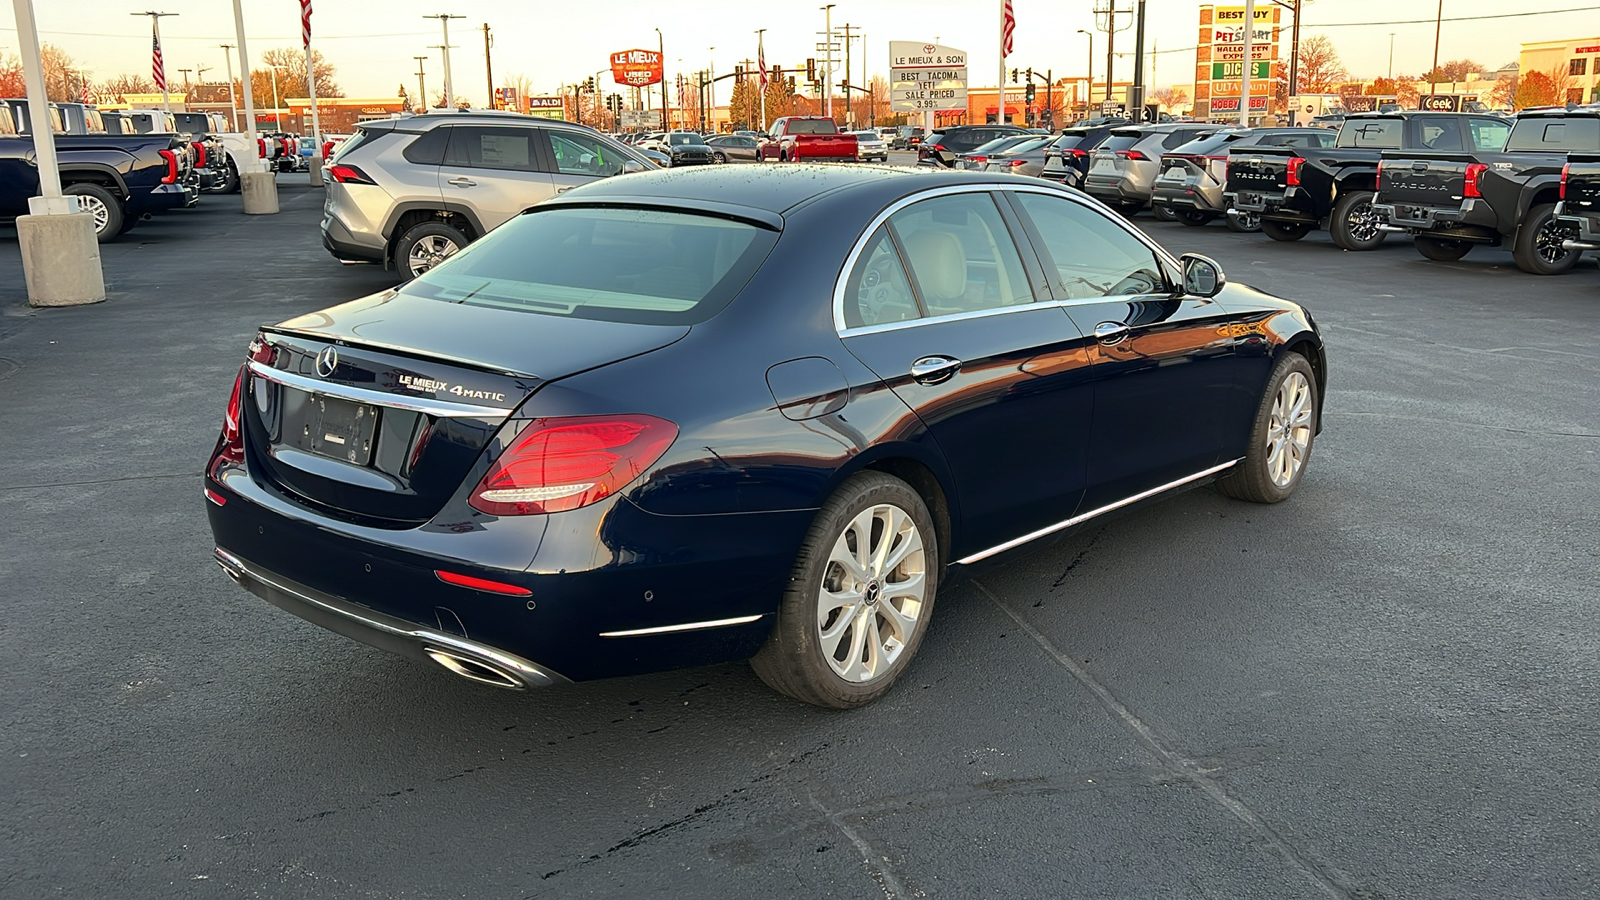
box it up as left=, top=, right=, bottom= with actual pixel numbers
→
left=1212, top=61, right=1270, bottom=79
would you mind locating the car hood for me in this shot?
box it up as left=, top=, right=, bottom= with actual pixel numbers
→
left=270, top=288, right=689, bottom=378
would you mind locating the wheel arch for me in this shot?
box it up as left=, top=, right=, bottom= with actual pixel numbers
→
left=383, top=205, right=483, bottom=268
left=829, top=446, right=958, bottom=569
left=1279, top=333, right=1327, bottom=433
left=59, top=164, right=130, bottom=200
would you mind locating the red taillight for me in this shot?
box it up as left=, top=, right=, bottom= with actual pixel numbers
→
left=158, top=148, right=178, bottom=184
left=257, top=137, right=267, bottom=158
left=191, top=141, right=207, bottom=168
left=1464, top=162, right=1489, bottom=199
left=929, top=143, right=946, bottom=152
left=322, top=140, right=335, bottom=159
left=1067, top=148, right=1087, bottom=157
left=1006, top=158, right=1027, bottom=167
left=327, top=164, right=376, bottom=185
left=1560, top=162, right=1570, bottom=200
left=468, top=415, right=679, bottom=516
left=1376, top=160, right=1385, bottom=180
left=281, top=138, right=294, bottom=156
left=968, top=155, right=987, bottom=164
left=434, top=569, right=532, bottom=596
left=1285, top=156, right=1306, bottom=187
left=1116, top=149, right=1147, bottom=161
left=209, top=366, right=246, bottom=483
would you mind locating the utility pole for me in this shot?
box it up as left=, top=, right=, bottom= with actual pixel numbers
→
left=1130, top=0, right=1147, bottom=122
left=1077, top=30, right=1093, bottom=108
left=414, top=56, right=428, bottom=112
left=840, top=23, right=853, bottom=126
left=195, top=64, right=211, bottom=88
left=423, top=13, right=465, bottom=108
left=230, top=0, right=276, bottom=214
left=219, top=44, right=238, bottom=129
left=1092, top=2, right=1129, bottom=114
left=482, top=23, right=494, bottom=109
left=708, top=47, right=715, bottom=127
left=821, top=4, right=835, bottom=118
left=1429, top=0, right=1444, bottom=102
left=131, top=11, right=177, bottom=114
left=178, top=67, right=192, bottom=90
left=656, top=28, right=667, bottom=132
left=1388, top=34, right=1395, bottom=81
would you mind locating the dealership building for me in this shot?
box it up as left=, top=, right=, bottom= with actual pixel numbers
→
left=1519, top=38, right=1600, bottom=104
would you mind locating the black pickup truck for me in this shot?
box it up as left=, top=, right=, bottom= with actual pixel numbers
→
left=1373, top=108, right=1599, bottom=273
left=1555, top=151, right=1600, bottom=266
left=1225, top=111, right=1514, bottom=250
left=0, top=101, right=195, bottom=241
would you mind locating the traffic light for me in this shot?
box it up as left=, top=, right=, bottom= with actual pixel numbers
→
left=1009, top=68, right=1018, bottom=83
left=582, top=77, right=594, bottom=92
left=1025, top=83, right=1036, bottom=103
left=806, top=58, right=816, bottom=82
left=734, top=64, right=744, bottom=77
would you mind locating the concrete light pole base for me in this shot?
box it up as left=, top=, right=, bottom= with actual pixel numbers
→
left=308, top=165, right=324, bottom=187
left=240, top=171, right=279, bottom=214
left=17, top=207, right=106, bottom=307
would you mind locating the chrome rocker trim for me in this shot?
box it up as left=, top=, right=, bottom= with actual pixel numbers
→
left=214, top=547, right=568, bottom=689
left=955, top=459, right=1242, bottom=565
left=599, top=614, right=764, bottom=638
left=246, top=360, right=513, bottom=419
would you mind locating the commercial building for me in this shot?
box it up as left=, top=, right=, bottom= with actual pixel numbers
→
left=1519, top=38, right=1600, bottom=104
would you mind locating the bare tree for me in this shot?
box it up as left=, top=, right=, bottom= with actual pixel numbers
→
left=1150, top=86, right=1188, bottom=111
left=1295, top=35, right=1346, bottom=92
left=1489, top=72, right=1517, bottom=108
left=249, top=47, right=343, bottom=104
left=101, top=72, right=155, bottom=99
left=0, top=53, right=24, bottom=98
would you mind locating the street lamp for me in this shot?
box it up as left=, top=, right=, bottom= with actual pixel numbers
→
left=1077, top=29, right=1094, bottom=111
left=265, top=63, right=288, bottom=131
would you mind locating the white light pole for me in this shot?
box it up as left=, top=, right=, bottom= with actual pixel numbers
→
left=219, top=44, right=238, bottom=129
left=266, top=64, right=288, bottom=131
left=12, top=0, right=105, bottom=305
left=424, top=14, right=465, bottom=108
left=231, top=0, right=276, bottom=213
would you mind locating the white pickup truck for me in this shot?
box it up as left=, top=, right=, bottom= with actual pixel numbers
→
left=172, top=111, right=270, bottom=193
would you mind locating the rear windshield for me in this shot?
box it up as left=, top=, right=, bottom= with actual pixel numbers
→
left=1505, top=117, right=1600, bottom=152
left=173, top=114, right=209, bottom=134
left=1053, top=132, right=1098, bottom=150
left=1169, top=132, right=1245, bottom=156
left=398, top=207, right=778, bottom=325
left=786, top=119, right=838, bottom=135
left=1099, top=132, right=1145, bottom=152
left=331, top=128, right=374, bottom=163
left=970, top=135, right=1029, bottom=155
left=999, top=136, right=1051, bottom=155
left=1336, top=118, right=1404, bottom=149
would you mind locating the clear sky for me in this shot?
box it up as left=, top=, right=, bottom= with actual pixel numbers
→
left=6, top=0, right=1598, bottom=99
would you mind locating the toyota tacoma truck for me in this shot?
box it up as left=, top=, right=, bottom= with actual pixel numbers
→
left=173, top=111, right=255, bottom=193
left=1555, top=151, right=1600, bottom=268
left=1225, top=111, right=1513, bottom=251
left=0, top=101, right=195, bottom=241
left=759, top=117, right=858, bottom=162
left=1373, top=107, right=1598, bottom=273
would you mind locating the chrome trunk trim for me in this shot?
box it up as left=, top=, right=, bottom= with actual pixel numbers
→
left=246, top=360, right=513, bottom=419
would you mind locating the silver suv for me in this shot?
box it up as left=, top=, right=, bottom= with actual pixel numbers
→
left=1082, top=123, right=1212, bottom=215
left=321, top=110, right=652, bottom=280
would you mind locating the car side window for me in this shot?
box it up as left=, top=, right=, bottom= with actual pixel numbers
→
left=548, top=131, right=624, bottom=177
left=844, top=226, right=922, bottom=328
left=444, top=126, right=538, bottom=171
left=886, top=193, right=1033, bottom=317
left=1012, top=193, right=1167, bottom=300
left=1469, top=118, right=1511, bottom=152
left=1416, top=118, right=1463, bottom=150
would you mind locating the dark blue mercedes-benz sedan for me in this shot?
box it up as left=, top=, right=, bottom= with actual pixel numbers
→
left=206, top=164, right=1326, bottom=708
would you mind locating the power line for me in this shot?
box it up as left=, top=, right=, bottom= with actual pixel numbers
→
left=1305, top=4, right=1600, bottom=27
left=0, top=27, right=433, bottom=40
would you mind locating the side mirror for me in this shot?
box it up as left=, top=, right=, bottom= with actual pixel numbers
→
left=622, top=159, right=647, bottom=174
left=1180, top=253, right=1226, bottom=297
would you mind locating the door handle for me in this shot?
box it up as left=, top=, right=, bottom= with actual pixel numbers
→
left=1093, top=321, right=1131, bottom=344
left=446, top=177, right=476, bottom=187
left=556, top=186, right=573, bottom=193
left=909, top=356, right=962, bottom=385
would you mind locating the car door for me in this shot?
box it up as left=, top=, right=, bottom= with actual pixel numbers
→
left=837, top=189, right=1097, bottom=556
left=541, top=129, right=627, bottom=194
left=1006, top=189, right=1243, bottom=511
left=439, top=125, right=554, bottom=233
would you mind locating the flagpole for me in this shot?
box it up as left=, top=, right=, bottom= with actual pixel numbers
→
left=756, top=28, right=767, bottom=132
left=998, top=0, right=1006, bottom=124
left=302, top=0, right=322, bottom=184
left=156, top=17, right=169, bottom=113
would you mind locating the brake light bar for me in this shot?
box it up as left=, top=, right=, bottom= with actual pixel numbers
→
left=1285, top=156, right=1306, bottom=187
left=434, top=569, right=532, bottom=597
left=1464, top=162, right=1489, bottom=199
left=158, top=148, right=178, bottom=184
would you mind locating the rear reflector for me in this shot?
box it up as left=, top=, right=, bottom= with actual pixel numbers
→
left=434, top=569, right=532, bottom=596
left=204, top=487, right=227, bottom=506
left=1285, top=156, right=1306, bottom=187
left=1464, top=162, right=1489, bottom=199
left=469, top=415, right=678, bottom=516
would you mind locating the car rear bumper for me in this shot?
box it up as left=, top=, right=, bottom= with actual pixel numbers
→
left=1554, top=202, right=1600, bottom=250
left=215, top=547, right=570, bottom=689
left=1373, top=198, right=1500, bottom=242
left=1152, top=181, right=1225, bottom=213
left=1227, top=187, right=1318, bottom=224
left=132, top=183, right=193, bottom=216
left=322, top=213, right=385, bottom=264
left=1084, top=174, right=1150, bottom=204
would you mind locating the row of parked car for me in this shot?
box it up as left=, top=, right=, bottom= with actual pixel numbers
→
left=0, top=98, right=338, bottom=241
left=914, top=106, right=1600, bottom=275
left=614, top=119, right=890, bottom=165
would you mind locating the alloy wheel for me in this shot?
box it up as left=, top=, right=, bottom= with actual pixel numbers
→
left=1536, top=219, right=1576, bottom=265
left=77, top=195, right=110, bottom=233
left=816, top=503, right=927, bottom=683
left=1347, top=200, right=1380, bottom=242
left=407, top=235, right=458, bottom=277
left=1266, top=371, right=1313, bottom=487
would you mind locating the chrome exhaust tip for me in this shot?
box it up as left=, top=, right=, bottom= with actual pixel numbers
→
left=425, top=647, right=525, bottom=690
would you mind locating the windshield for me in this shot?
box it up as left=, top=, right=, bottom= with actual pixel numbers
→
left=1336, top=118, right=1404, bottom=149
left=786, top=119, right=838, bottom=135
left=668, top=133, right=702, bottom=145
left=399, top=207, right=778, bottom=325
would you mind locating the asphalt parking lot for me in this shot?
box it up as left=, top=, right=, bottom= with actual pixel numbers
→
left=3, top=176, right=1599, bottom=899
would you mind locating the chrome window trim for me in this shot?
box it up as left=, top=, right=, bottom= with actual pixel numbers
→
left=955, top=459, right=1242, bottom=565
left=833, top=182, right=1182, bottom=337
left=247, top=360, right=513, bottom=419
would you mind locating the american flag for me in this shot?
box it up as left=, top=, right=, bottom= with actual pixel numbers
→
left=1001, top=0, right=1015, bottom=58
left=151, top=26, right=166, bottom=91
left=81, top=77, right=90, bottom=104
left=758, top=36, right=767, bottom=91
left=300, top=0, right=312, bottom=49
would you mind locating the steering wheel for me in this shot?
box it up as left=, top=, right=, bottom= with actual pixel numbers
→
left=858, top=255, right=916, bottom=323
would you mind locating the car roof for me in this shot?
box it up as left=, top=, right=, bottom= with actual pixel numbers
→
left=543, top=164, right=1030, bottom=222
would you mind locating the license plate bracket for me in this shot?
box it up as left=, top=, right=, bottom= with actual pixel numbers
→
left=1236, top=192, right=1265, bottom=210
left=300, top=394, right=379, bottom=466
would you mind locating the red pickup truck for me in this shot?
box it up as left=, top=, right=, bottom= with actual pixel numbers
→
left=759, top=117, right=858, bottom=162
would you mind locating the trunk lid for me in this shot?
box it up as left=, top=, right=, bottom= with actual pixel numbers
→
left=1567, top=153, right=1600, bottom=212
left=245, top=290, right=688, bottom=525
left=1225, top=146, right=1294, bottom=195
left=1377, top=151, right=1473, bottom=207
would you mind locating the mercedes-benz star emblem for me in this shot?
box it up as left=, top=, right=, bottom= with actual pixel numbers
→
left=315, top=346, right=339, bottom=378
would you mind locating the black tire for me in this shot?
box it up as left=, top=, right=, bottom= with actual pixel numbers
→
left=1328, top=190, right=1387, bottom=251
left=63, top=182, right=124, bottom=243
left=1261, top=219, right=1311, bottom=242
left=393, top=222, right=469, bottom=282
left=1414, top=236, right=1473, bottom=261
left=713, top=151, right=727, bottom=163
left=208, top=160, right=239, bottom=194
left=1177, top=210, right=1215, bottom=226
left=1151, top=204, right=1176, bottom=222
left=1216, top=352, right=1318, bottom=504
left=1511, top=203, right=1580, bottom=276
left=1225, top=209, right=1262, bottom=233
left=750, top=472, right=940, bottom=709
